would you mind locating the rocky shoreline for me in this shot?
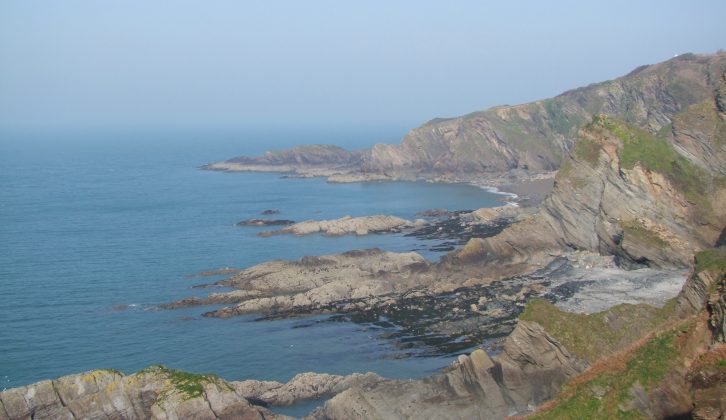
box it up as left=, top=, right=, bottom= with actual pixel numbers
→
left=164, top=249, right=688, bottom=358
left=257, top=215, right=416, bottom=237
left=6, top=52, right=726, bottom=419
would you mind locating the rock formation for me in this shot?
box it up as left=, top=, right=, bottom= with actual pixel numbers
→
left=206, top=52, right=726, bottom=188
left=528, top=248, right=726, bottom=419
left=233, top=372, right=384, bottom=407
left=258, top=215, right=414, bottom=237
left=311, top=249, right=726, bottom=420
left=444, top=98, right=726, bottom=274
left=162, top=248, right=436, bottom=317
left=0, top=366, right=289, bottom=420
left=308, top=322, right=587, bottom=419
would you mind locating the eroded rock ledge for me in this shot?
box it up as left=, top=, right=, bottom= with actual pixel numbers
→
left=258, top=215, right=416, bottom=237
left=164, top=248, right=688, bottom=356
left=233, top=372, right=384, bottom=407
left=0, top=366, right=289, bottom=420
left=309, top=249, right=726, bottom=420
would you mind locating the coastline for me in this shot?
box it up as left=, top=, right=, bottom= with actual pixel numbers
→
left=200, top=161, right=556, bottom=207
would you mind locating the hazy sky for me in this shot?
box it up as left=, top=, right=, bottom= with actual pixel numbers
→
left=1, top=1, right=725, bottom=131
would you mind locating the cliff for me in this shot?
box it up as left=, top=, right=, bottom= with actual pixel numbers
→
left=207, top=52, right=726, bottom=185
left=529, top=248, right=726, bottom=419
left=444, top=97, right=726, bottom=273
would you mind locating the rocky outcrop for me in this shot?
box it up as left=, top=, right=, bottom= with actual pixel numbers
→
left=311, top=322, right=587, bottom=420
left=530, top=249, right=726, bottom=419
left=232, top=372, right=384, bottom=407
left=467, top=205, right=529, bottom=224
left=165, top=245, right=689, bottom=356
left=0, top=366, right=289, bottom=420
left=445, top=109, right=726, bottom=274
left=259, top=215, right=415, bottom=237
left=314, top=249, right=724, bottom=420
left=163, top=249, right=437, bottom=317
left=688, top=345, right=726, bottom=420
left=363, top=53, right=724, bottom=178
left=203, top=144, right=364, bottom=175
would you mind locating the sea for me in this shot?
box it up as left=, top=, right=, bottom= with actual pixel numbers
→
left=0, top=127, right=503, bottom=415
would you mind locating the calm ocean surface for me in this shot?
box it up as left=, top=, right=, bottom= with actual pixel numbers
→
left=0, top=127, right=502, bottom=411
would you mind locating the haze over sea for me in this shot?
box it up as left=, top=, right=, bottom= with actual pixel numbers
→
left=0, top=127, right=503, bottom=397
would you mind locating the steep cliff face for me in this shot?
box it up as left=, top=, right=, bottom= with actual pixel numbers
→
left=530, top=248, right=726, bottom=420
left=363, top=52, right=726, bottom=179
left=445, top=105, right=726, bottom=271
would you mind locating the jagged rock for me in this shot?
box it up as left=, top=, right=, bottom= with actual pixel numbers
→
left=258, top=215, right=412, bottom=237
left=467, top=205, right=527, bottom=224
left=163, top=248, right=435, bottom=317
left=232, top=372, right=384, bottom=406
left=445, top=110, right=726, bottom=274
left=516, top=248, right=726, bottom=419
left=0, top=367, right=290, bottom=420
left=310, top=322, right=586, bottom=420
left=416, top=208, right=452, bottom=218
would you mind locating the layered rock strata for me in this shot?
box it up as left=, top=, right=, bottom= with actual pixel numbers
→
left=206, top=53, right=726, bottom=188
left=0, top=366, right=289, bottom=420
left=258, top=215, right=415, bottom=237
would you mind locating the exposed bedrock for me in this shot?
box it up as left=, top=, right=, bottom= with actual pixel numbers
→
left=0, top=366, right=290, bottom=420
left=444, top=112, right=726, bottom=273
left=206, top=53, right=726, bottom=187
left=309, top=322, right=587, bottom=420
left=312, top=249, right=726, bottom=420
left=233, top=372, right=384, bottom=407
left=258, top=215, right=415, bottom=237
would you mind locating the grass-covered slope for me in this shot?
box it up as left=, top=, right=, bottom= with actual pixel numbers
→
left=524, top=249, right=726, bottom=419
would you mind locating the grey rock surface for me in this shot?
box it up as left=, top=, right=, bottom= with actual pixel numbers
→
left=259, top=215, right=412, bottom=237
left=309, top=322, right=586, bottom=420
left=0, top=367, right=290, bottom=420
left=232, top=372, right=384, bottom=407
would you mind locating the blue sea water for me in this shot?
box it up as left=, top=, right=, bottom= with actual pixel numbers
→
left=0, top=127, right=502, bottom=409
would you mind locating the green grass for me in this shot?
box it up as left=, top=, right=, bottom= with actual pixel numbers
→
left=589, top=115, right=712, bottom=209
left=655, top=123, right=673, bottom=140
left=619, top=219, right=669, bottom=249
left=519, top=299, right=675, bottom=363
left=573, top=136, right=602, bottom=166
left=139, top=365, right=222, bottom=400
left=531, top=327, right=684, bottom=420
left=694, top=248, right=726, bottom=274
left=544, top=99, right=583, bottom=135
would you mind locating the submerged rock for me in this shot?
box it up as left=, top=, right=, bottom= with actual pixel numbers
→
left=236, top=219, right=295, bottom=227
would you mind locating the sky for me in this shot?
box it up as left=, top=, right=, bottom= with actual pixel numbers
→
left=1, top=1, right=725, bottom=132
